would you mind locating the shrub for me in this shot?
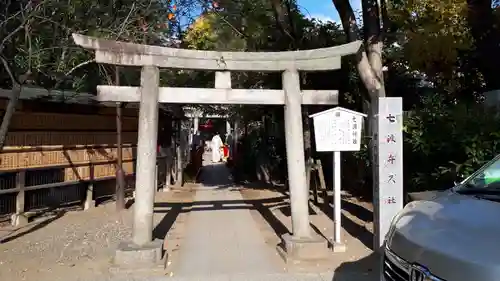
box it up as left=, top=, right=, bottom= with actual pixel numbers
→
left=404, top=95, right=500, bottom=191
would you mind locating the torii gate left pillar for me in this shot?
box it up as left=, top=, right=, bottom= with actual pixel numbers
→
left=72, top=33, right=361, bottom=267
left=133, top=66, right=159, bottom=246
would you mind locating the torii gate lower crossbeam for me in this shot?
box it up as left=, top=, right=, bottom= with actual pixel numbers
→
left=72, top=33, right=362, bottom=266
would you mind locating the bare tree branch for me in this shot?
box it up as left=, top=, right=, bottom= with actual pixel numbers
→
left=0, top=0, right=48, bottom=50
left=52, top=59, right=96, bottom=89
left=0, top=24, right=24, bottom=52
left=0, top=56, right=21, bottom=151
left=380, top=0, right=389, bottom=34
left=65, top=59, right=96, bottom=77
left=0, top=0, right=48, bottom=151
left=195, top=0, right=248, bottom=39
left=116, top=3, right=136, bottom=39
left=0, top=0, right=35, bottom=27
left=0, top=55, right=16, bottom=83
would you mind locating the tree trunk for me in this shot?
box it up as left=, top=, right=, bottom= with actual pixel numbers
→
left=332, top=0, right=386, bottom=134
left=0, top=84, right=21, bottom=151
left=331, top=0, right=384, bottom=98
left=362, top=0, right=385, bottom=98
left=361, top=0, right=386, bottom=148
left=270, top=0, right=295, bottom=45
left=332, top=0, right=386, bottom=202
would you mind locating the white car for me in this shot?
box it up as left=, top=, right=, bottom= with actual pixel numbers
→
left=384, top=154, right=500, bottom=281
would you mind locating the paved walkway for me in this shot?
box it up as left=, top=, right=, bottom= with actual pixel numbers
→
left=172, top=153, right=283, bottom=277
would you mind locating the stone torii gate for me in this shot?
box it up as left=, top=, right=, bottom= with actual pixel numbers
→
left=72, top=33, right=362, bottom=265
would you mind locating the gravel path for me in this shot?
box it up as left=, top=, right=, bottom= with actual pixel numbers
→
left=90, top=271, right=376, bottom=281
left=0, top=204, right=135, bottom=281
left=0, top=189, right=192, bottom=281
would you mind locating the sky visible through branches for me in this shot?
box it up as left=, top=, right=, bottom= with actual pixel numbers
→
left=170, top=0, right=362, bottom=35
left=297, top=0, right=362, bottom=24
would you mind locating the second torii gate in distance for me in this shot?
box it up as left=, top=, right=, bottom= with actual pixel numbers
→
left=72, top=33, right=361, bottom=266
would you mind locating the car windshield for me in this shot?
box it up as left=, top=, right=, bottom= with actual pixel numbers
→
left=456, top=154, right=500, bottom=192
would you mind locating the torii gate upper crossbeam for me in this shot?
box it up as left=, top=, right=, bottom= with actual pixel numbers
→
left=72, top=34, right=361, bottom=71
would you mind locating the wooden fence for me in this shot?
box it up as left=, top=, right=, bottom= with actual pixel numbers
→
left=0, top=96, right=140, bottom=226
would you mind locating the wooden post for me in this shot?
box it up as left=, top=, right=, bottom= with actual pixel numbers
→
left=163, top=143, right=171, bottom=191
left=155, top=160, right=159, bottom=191
left=115, top=67, right=126, bottom=211
left=171, top=119, right=177, bottom=185
left=306, top=161, right=311, bottom=195
left=12, top=171, right=27, bottom=226
left=84, top=163, right=96, bottom=210
left=166, top=128, right=175, bottom=189
left=176, top=119, right=183, bottom=186
left=233, top=119, right=239, bottom=159
left=312, top=172, right=319, bottom=205
left=176, top=140, right=183, bottom=186
left=306, top=158, right=319, bottom=204
left=315, top=160, right=328, bottom=210
left=116, top=103, right=126, bottom=210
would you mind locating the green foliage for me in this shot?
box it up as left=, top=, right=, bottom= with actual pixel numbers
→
left=184, top=13, right=220, bottom=50
left=3, top=0, right=500, bottom=197
left=234, top=124, right=287, bottom=182
left=0, top=0, right=174, bottom=91
left=385, top=0, right=485, bottom=101
left=389, top=0, right=472, bottom=75
left=350, top=95, right=500, bottom=193
left=404, top=96, right=500, bottom=190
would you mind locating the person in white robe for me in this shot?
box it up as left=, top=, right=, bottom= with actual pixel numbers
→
left=211, top=133, right=223, bottom=163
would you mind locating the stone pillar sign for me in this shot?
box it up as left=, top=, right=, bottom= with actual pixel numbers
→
left=373, top=97, right=404, bottom=250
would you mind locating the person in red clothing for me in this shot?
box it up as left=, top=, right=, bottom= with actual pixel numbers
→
left=222, top=144, right=230, bottom=162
